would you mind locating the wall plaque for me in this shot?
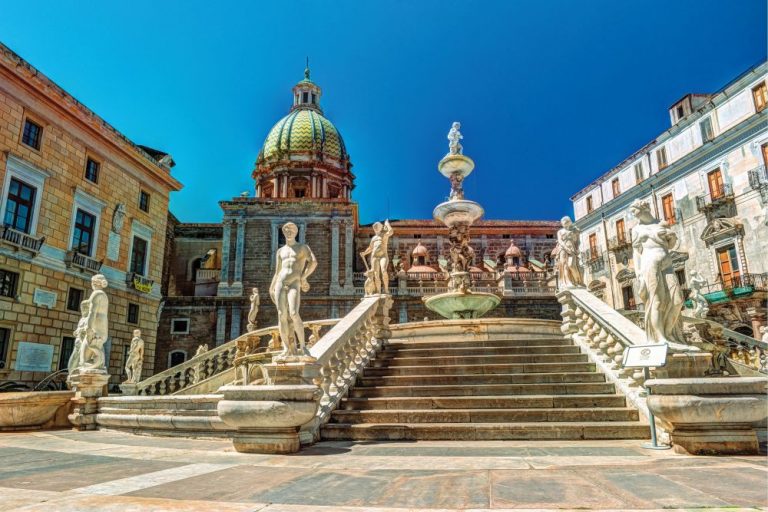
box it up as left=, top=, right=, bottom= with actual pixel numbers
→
left=622, top=344, right=668, bottom=368
left=32, top=288, right=57, bottom=308
left=15, top=342, right=54, bottom=372
left=107, top=232, right=121, bottom=261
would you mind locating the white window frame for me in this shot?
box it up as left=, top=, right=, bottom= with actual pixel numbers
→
left=167, top=349, right=187, bottom=367
left=68, top=188, right=106, bottom=257
left=128, top=219, right=153, bottom=277
left=170, top=318, right=190, bottom=334
left=0, top=155, right=50, bottom=236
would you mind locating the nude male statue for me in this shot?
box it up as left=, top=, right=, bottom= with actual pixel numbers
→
left=79, top=274, right=109, bottom=370
left=359, top=219, right=393, bottom=295
left=270, top=222, right=317, bottom=359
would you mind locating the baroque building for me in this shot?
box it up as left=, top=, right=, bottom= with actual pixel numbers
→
left=156, top=68, right=560, bottom=372
left=570, top=61, right=767, bottom=337
left=0, top=43, right=182, bottom=387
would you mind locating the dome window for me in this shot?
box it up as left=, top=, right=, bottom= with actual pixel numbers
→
left=311, top=93, right=317, bottom=104
left=302, top=92, right=309, bottom=103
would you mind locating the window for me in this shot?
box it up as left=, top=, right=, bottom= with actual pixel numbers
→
left=621, top=285, right=636, bottom=310
left=58, top=337, right=75, bottom=371
left=502, top=234, right=511, bottom=239
left=656, top=147, right=668, bottom=170
left=588, top=233, right=598, bottom=255
left=634, top=163, right=644, bottom=184
left=0, top=327, right=9, bottom=369
left=311, top=93, right=317, bottom=104
left=707, top=168, right=725, bottom=200
left=302, top=92, right=309, bottom=103
left=71, top=208, right=96, bottom=256
left=129, top=236, right=148, bottom=275
left=611, top=178, right=620, bottom=198
left=21, top=119, right=42, bottom=150
left=717, top=245, right=741, bottom=289
left=3, top=178, right=36, bottom=233
left=84, top=158, right=100, bottom=183
left=0, top=269, right=20, bottom=298
left=293, top=188, right=306, bottom=198
left=66, top=287, right=84, bottom=312
left=676, top=105, right=685, bottom=120
left=762, top=143, right=768, bottom=168
left=169, top=350, right=186, bottom=367
left=171, top=318, right=190, bottom=334
left=752, top=82, right=767, bottom=113
left=661, top=193, right=676, bottom=224
left=586, top=196, right=594, bottom=213
left=139, top=190, right=150, bottom=212
left=127, top=303, right=140, bottom=324
left=615, top=219, right=626, bottom=243
left=699, top=117, right=714, bottom=143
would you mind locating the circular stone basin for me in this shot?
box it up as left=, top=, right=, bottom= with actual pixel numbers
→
left=433, top=200, right=484, bottom=228
left=438, top=154, right=475, bottom=179
left=423, top=291, right=501, bottom=319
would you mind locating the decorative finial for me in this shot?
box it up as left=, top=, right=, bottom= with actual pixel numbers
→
left=304, top=57, right=310, bottom=80
left=447, top=121, right=463, bottom=155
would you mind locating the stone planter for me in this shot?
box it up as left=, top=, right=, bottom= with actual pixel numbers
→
left=0, top=391, right=74, bottom=430
left=646, top=377, right=768, bottom=455
left=217, top=384, right=321, bottom=454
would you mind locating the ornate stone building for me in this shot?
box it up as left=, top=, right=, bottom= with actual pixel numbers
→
left=570, top=61, right=767, bottom=337
left=0, top=43, right=182, bottom=387
left=156, top=68, right=560, bottom=372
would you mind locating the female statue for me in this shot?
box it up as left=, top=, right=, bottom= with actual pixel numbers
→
left=630, top=200, right=685, bottom=346
left=552, top=216, right=583, bottom=289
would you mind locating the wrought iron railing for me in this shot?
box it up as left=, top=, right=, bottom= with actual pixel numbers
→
left=695, top=273, right=768, bottom=296
left=695, top=182, right=734, bottom=211
left=126, top=272, right=155, bottom=293
left=607, top=236, right=632, bottom=252
left=0, top=225, right=45, bottom=254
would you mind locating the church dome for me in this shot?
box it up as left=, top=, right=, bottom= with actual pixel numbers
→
left=259, top=109, right=347, bottom=163
left=504, top=241, right=522, bottom=257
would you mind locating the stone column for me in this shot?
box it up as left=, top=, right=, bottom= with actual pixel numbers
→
left=298, top=221, right=307, bottom=244
left=343, top=220, right=355, bottom=293
left=270, top=220, right=280, bottom=271
left=218, top=219, right=233, bottom=295
left=216, top=306, right=227, bottom=345
left=233, top=217, right=246, bottom=291
left=230, top=304, right=242, bottom=340
left=330, top=218, right=341, bottom=293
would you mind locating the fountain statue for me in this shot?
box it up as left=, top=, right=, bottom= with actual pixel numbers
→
left=423, top=123, right=500, bottom=319
left=359, top=219, right=393, bottom=295
left=553, top=216, right=584, bottom=289
left=123, top=329, right=145, bottom=383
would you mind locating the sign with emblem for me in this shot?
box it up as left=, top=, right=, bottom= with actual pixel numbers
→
left=622, top=343, right=668, bottom=368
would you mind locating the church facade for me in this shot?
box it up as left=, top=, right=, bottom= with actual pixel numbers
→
left=156, top=68, right=560, bottom=372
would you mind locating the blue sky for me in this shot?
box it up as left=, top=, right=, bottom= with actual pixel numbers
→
left=1, top=1, right=765, bottom=224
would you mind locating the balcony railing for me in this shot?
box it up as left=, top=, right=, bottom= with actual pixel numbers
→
left=695, top=183, right=734, bottom=212
left=126, top=272, right=155, bottom=293
left=748, top=165, right=768, bottom=204
left=694, top=273, right=768, bottom=299
left=65, top=250, right=103, bottom=273
left=0, top=225, right=45, bottom=255
left=195, top=268, right=220, bottom=281
left=607, top=236, right=632, bottom=252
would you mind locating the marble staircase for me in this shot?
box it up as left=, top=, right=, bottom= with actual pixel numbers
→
left=321, top=327, right=649, bottom=441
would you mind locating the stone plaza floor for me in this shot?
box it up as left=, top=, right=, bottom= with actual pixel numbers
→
left=0, top=430, right=765, bottom=511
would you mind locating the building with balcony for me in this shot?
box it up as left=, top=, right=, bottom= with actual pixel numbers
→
left=0, top=43, right=182, bottom=388
left=570, top=61, right=768, bottom=336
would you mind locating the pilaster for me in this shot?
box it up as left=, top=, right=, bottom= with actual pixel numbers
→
left=217, top=219, right=233, bottom=295
left=343, top=220, right=355, bottom=293
left=216, top=306, right=227, bottom=345
left=329, top=218, right=341, bottom=294
left=233, top=217, right=246, bottom=286
left=230, top=305, right=242, bottom=340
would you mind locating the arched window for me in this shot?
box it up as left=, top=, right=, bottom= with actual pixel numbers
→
left=168, top=350, right=186, bottom=368
left=190, top=258, right=202, bottom=282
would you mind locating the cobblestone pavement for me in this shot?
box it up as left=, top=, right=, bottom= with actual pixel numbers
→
left=0, top=430, right=765, bottom=511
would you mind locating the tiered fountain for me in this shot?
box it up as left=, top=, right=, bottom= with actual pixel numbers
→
left=423, top=122, right=500, bottom=319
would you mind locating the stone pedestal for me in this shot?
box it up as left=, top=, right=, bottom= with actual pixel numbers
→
left=119, top=383, right=139, bottom=396
left=68, top=370, right=109, bottom=431
left=646, top=377, right=768, bottom=455
left=217, top=362, right=322, bottom=454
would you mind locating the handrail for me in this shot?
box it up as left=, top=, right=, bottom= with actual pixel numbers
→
left=134, top=318, right=340, bottom=396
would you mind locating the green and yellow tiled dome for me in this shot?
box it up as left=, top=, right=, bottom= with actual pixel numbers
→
left=260, top=108, right=347, bottom=163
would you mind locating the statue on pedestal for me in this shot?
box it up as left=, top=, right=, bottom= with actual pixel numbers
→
left=689, top=270, right=709, bottom=319
left=247, top=287, right=260, bottom=332
left=552, top=216, right=583, bottom=289
left=124, top=329, right=144, bottom=383
left=270, top=222, right=317, bottom=360
left=78, top=274, right=110, bottom=371
left=359, top=219, right=393, bottom=295
left=67, top=300, right=90, bottom=376
left=447, top=121, right=463, bottom=155
left=630, top=200, right=685, bottom=346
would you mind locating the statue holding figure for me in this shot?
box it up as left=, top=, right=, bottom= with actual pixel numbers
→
left=270, top=222, right=317, bottom=360
left=688, top=270, right=709, bottom=319
left=630, top=200, right=685, bottom=347
left=67, top=299, right=91, bottom=376
left=124, top=329, right=145, bottom=383
left=448, top=173, right=464, bottom=200
left=78, top=274, right=110, bottom=371
left=247, top=287, right=260, bottom=332
left=359, top=219, right=393, bottom=295
left=552, top=216, right=584, bottom=289
left=447, top=121, right=463, bottom=155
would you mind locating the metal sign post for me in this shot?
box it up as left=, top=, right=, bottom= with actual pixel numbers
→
left=622, top=344, right=671, bottom=450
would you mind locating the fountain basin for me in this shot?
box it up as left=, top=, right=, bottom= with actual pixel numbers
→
left=438, top=154, right=475, bottom=179
left=424, top=291, right=501, bottom=319
left=433, top=200, right=484, bottom=228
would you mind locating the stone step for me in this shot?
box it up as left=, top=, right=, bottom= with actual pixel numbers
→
left=320, top=421, right=650, bottom=441
left=339, top=394, right=629, bottom=410
left=358, top=372, right=605, bottom=387
left=386, top=338, right=570, bottom=350
left=98, top=406, right=218, bottom=417
left=350, top=381, right=617, bottom=398
left=380, top=345, right=582, bottom=357
left=380, top=353, right=589, bottom=367
left=330, top=407, right=640, bottom=424
left=364, top=362, right=596, bottom=377
left=98, top=396, right=220, bottom=411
